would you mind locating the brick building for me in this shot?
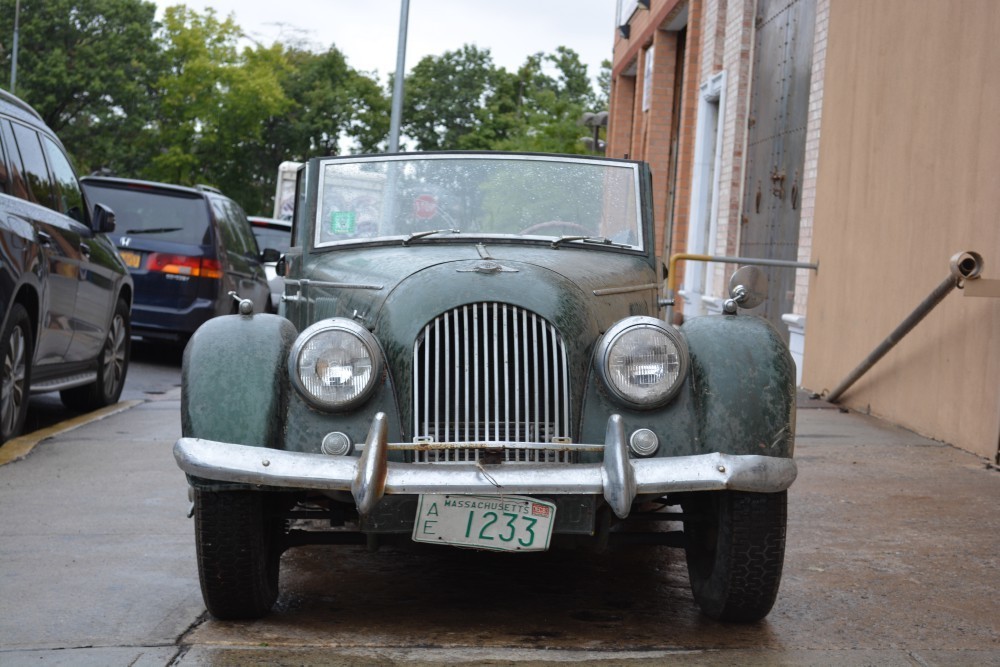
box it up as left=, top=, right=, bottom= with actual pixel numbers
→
left=608, top=0, right=999, bottom=462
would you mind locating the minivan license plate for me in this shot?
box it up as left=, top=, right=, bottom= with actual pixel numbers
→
left=118, top=250, right=142, bottom=269
left=412, top=494, right=556, bottom=552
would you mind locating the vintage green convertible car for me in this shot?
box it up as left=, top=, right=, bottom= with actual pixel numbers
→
left=174, top=152, right=796, bottom=622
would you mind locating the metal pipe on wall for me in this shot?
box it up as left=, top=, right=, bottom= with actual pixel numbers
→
left=824, top=251, right=984, bottom=404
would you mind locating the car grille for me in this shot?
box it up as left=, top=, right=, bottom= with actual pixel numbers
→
left=413, top=302, right=572, bottom=463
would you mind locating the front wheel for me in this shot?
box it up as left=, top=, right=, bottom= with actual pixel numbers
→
left=61, top=297, right=130, bottom=412
left=1, top=304, right=33, bottom=445
left=194, top=489, right=285, bottom=619
left=681, top=490, right=787, bottom=622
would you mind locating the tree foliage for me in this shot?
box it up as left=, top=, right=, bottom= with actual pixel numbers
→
left=0, top=0, right=162, bottom=175
left=148, top=6, right=290, bottom=211
left=0, top=2, right=608, bottom=215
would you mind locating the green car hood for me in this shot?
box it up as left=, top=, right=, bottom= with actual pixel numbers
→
left=293, top=242, right=657, bottom=340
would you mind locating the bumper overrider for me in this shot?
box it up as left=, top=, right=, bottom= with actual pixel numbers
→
left=173, top=413, right=797, bottom=520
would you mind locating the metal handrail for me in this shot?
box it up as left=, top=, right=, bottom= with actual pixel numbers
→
left=662, top=253, right=819, bottom=323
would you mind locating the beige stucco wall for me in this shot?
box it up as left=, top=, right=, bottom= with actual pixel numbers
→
left=803, top=0, right=1000, bottom=460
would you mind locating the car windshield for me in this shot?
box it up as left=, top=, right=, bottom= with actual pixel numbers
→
left=252, top=225, right=292, bottom=253
left=314, top=154, right=643, bottom=250
left=83, top=183, right=211, bottom=245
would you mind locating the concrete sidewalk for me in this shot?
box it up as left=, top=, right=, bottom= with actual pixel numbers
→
left=0, top=394, right=997, bottom=666
left=771, top=395, right=999, bottom=665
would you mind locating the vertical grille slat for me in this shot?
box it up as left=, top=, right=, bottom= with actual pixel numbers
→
left=413, top=302, right=571, bottom=462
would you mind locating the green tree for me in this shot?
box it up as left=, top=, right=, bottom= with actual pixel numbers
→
left=147, top=6, right=289, bottom=212
left=596, top=58, right=612, bottom=109
left=0, top=0, right=163, bottom=174
left=402, top=44, right=512, bottom=151
left=497, top=46, right=601, bottom=155
left=270, top=46, right=389, bottom=159
left=400, top=44, right=606, bottom=155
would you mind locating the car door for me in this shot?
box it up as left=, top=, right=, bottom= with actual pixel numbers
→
left=41, top=134, right=117, bottom=362
left=211, top=196, right=269, bottom=311
left=3, top=120, right=80, bottom=367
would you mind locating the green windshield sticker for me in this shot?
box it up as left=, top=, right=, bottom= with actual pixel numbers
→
left=329, top=211, right=357, bottom=234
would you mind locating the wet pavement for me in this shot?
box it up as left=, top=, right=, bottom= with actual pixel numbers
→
left=0, top=393, right=997, bottom=665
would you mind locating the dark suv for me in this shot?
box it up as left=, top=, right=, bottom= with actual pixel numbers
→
left=79, top=177, right=275, bottom=345
left=0, top=90, right=133, bottom=444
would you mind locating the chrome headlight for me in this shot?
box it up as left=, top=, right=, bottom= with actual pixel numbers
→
left=289, top=319, right=384, bottom=411
left=595, top=317, right=689, bottom=409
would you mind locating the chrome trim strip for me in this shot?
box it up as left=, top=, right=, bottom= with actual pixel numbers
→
left=284, top=279, right=384, bottom=290
left=174, top=415, right=798, bottom=520
left=592, top=283, right=659, bottom=296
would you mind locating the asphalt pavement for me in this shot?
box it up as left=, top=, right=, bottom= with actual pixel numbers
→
left=0, top=391, right=997, bottom=666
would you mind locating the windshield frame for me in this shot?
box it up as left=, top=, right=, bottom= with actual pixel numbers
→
left=309, top=152, right=648, bottom=255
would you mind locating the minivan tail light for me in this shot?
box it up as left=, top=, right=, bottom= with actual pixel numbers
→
left=147, top=253, right=222, bottom=279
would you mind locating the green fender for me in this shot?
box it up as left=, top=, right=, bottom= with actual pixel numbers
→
left=578, top=314, right=795, bottom=459
left=681, top=314, right=796, bottom=458
left=182, top=313, right=298, bottom=447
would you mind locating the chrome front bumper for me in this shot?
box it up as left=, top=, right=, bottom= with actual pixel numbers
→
left=173, top=413, right=797, bottom=519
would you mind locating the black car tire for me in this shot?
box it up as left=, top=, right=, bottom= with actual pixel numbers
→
left=681, top=490, right=787, bottom=622
left=1, top=304, right=33, bottom=445
left=194, top=489, right=283, bottom=620
left=61, top=297, right=131, bottom=412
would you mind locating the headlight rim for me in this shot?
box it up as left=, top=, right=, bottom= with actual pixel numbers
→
left=595, top=316, right=689, bottom=410
left=288, top=318, right=384, bottom=412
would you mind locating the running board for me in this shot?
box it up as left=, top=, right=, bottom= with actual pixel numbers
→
left=31, top=372, right=97, bottom=394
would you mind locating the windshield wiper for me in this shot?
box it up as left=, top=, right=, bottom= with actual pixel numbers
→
left=402, top=228, right=461, bottom=246
left=549, top=235, right=630, bottom=249
left=125, top=227, right=184, bottom=235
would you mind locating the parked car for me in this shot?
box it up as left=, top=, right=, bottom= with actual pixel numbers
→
left=248, top=215, right=292, bottom=310
left=79, top=177, right=277, bottom=345
left=0, top=90, right=132, bottom=445
left=174, top=152, right=797, bottom=622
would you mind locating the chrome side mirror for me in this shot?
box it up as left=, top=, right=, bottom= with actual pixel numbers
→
left=724, top=266, right=768, bottom=314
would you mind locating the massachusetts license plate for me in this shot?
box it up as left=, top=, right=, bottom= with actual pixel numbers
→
left=118, top=250, right=142, bottom=269
left=412, top=494, right=556, bottom=552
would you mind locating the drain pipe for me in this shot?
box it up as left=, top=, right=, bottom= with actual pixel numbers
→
left=662, top=253, right=819, bottom=324
left=825, top=251, right=984, bottom=403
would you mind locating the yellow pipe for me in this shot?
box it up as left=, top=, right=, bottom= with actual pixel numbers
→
left=667, top=253, right=714, bottom=296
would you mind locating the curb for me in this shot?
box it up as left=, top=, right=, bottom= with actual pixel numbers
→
left=0, top=400, right=144, bottom=466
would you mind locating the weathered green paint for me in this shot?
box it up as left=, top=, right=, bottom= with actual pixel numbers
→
left=684, top=315, right=796, bottom=457
left=578, top=314, right=795, bottom=460
left=184, top=155, right=792, bottom=470
left=280, top=243, right=659, bottom=443
left=181, top=313, right=298, bottom=447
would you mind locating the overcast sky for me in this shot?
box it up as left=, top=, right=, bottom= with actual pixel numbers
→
left=152, top=1, right=617, bottom=85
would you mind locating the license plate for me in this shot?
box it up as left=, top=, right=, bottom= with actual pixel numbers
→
left=118, top=250, right=142, bottom=269
left=412, top=494, right=556, bottom=552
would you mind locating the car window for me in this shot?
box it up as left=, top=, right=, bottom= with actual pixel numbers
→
left=226, top=200, right=259, bottom=255
left=0, top=120, right=31, bottom=200
left=41, top=136, right=86, bottom=224
left=83, top=182, right=212, bottom=245
left=0, top=123, right=10, bottom=195
left=10, top=122, right=56, bottom=209
left=251, top=225, right=292, bottom=253
left=211, top=197, right=238, bottom=252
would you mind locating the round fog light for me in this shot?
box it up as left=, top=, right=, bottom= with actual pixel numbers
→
left=321, top=431, right=353, bottom=456
left=629, top=428, right=659, bottom=457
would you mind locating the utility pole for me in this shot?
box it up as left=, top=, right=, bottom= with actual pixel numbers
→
left=10, top=0, right=21, bottom=94
left=388, top=0, right=409, bottom=153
